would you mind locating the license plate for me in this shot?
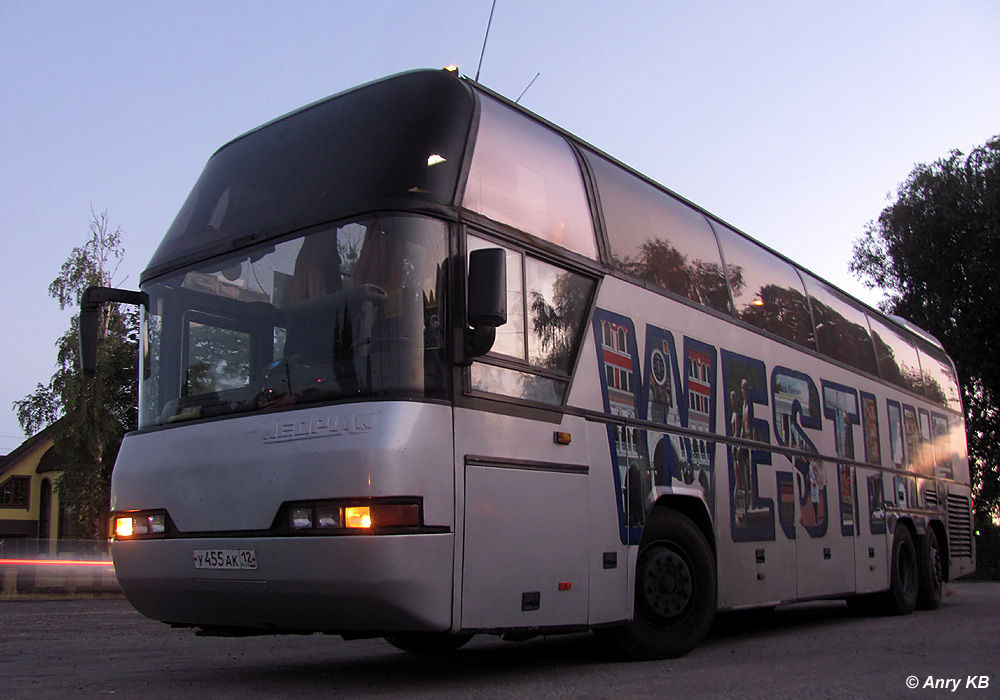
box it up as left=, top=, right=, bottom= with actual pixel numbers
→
left=192, top=549, right=257, bottom=570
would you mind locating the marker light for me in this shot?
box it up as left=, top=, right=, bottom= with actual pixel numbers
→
left=345, top=506, right=372, bottom=529
left=427, top=154, right=447, bottom=167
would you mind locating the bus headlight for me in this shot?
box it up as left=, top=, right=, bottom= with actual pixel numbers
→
left=279, top=500, right=422, bottom=534
left=112, top=511, right=169, bottom=540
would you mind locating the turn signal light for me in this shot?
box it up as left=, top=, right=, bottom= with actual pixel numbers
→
left=345, top=506, right=372, bottom=529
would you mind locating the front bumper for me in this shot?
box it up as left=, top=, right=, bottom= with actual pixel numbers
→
left=113, top=532, right=454, bottom=634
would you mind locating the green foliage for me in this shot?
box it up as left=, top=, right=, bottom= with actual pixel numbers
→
left=850, top=135, right=1000, bottom=523
left=13, top=209, right=139, bottom=539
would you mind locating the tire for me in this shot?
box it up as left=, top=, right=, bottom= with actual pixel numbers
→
left=598, top=509, right=717, bottom=659
left=883, top=524, right=919, bottom=615
left=916, top=526, right=944, bottom=611
left=383, top=632, right=474, bottom=654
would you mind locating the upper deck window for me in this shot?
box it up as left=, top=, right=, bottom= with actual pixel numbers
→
left=803, top=274, right=879, bottom=375
left=868, top=314, right=924, bottom=395
left=463, top=95, right=597, bottom=259
left=917, top=343, right=963, bottom=412
left=147, top=71, right=474, bottom=278
left=712, top=223, right=815, bottom=349
left=585, top=151, right=731, bottom=313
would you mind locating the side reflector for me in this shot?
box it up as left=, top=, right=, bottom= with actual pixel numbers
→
left=553, top=431, right=572, bottom=445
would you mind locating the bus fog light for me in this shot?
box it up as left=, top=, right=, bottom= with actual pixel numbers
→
left=290, top=507, right=313, bottom=529
left=315, top=506, right=341, bottom=529
left=345, top=506, right=372, bottom=529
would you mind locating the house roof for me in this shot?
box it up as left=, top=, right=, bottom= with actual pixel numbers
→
left=0, top=421, right=61, bottom=478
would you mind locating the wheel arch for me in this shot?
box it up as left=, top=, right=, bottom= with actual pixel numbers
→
left=649, top=494, right=716, bottom=556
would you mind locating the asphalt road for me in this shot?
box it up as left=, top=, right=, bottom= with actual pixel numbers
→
left=2, top=583, right=997, bottom=700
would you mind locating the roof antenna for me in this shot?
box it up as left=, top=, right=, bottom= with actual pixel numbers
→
left=516, top=72, right=540, bottom=103
left=475, top=0, right=497, bottom=82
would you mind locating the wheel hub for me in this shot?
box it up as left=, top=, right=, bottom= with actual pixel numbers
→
left=640, top=546, right=693, bottom=620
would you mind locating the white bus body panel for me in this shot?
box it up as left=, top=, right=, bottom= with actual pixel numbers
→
left=111, top=402, right=456, bottom=632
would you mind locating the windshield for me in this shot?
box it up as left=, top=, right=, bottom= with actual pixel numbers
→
left=145, top=70, right=474, bottom=278
left=140, top=215, right=449, bottom=428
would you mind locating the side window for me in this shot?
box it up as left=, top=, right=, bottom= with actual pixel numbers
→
left=586, top=151, right=731, bottom=313
left=867, top=315, right=923, bottom=394
left=713, top=223, right=815, bottom=349
left=916, top=343, right=962, bottom=412
left=463, top=95, right=597, bottom=259
left=803, top=274, right=879, bottom=375
left=0, top=476, right=30, bottom=508
left=468, top=233, right=596, bottom=405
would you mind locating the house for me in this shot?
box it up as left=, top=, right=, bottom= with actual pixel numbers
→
left=0, top=422, right=69, bottom=558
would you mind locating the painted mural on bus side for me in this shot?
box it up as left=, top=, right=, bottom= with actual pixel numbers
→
left=592, top=307, right=954, bottom=546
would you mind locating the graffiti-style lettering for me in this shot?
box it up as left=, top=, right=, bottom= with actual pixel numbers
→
left=722, top=350, right=774, bottom=542
left=822, top=381, right=860, bottom=536
left=772, top=367, right=824, bottom=539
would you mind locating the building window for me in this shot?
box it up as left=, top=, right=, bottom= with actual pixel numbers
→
left=0, top=476, right=30, bottom=508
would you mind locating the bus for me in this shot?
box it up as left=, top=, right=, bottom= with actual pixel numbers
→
left=81, top=67, right=975, bottom=659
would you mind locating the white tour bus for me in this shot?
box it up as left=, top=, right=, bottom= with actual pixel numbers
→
left=82, top=68, right=975, bottom=658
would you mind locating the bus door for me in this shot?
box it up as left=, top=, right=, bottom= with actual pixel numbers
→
left=455, top=409, right=591, bottom=630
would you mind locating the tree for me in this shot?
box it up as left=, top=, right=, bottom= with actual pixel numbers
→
left=850, top=135, right=1000, bottom=526
left=13, top=209, right=139, bottom=539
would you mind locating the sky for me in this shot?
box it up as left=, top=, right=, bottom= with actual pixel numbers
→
left=1, top=0, right=998, bottom=454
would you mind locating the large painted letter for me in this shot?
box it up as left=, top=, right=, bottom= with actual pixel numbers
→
left=721, top=350, right=774, bottom=542
left=643, top=327, right=718, bottom=510
left=592, top=309, right=650, bottom=543
left=822, top=380, right=861, bottom=536
left=771, top=367, right=823, bottom=539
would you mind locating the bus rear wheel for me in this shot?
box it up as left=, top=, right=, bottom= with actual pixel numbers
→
left=916, top=526, right=944, bottom=611
left=598, top=509, right=716, bottom=660
left=883, top=523, right=919, bottom=615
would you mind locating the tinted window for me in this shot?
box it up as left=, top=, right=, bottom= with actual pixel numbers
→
left=468, top=234, right=595, bottom=374
left=586, top=152, right=730, bottom=313
left=141, top=215, right=450, bottom=428
left=464, top=95, right=597, bottom=258
left=868, top=315, right=923, bottom=394
left=148, top=71, right=474, bottom=276
left=917, top=344, right=962, bottom=412
left=713, top=223, right=815, bottom=349
left=804, top=275, right=878, bottom=375
left=467, top=233, right=595, bottom=406
left=468, top=236, right=525, bottom=360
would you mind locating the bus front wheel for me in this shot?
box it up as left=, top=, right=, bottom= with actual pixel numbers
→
left=598, top=509, right=716, bottom=659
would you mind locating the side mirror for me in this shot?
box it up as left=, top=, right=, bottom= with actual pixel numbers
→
left=79, top=286, right=149, bottom=377
left=464, top=248, right=507, bottom=360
